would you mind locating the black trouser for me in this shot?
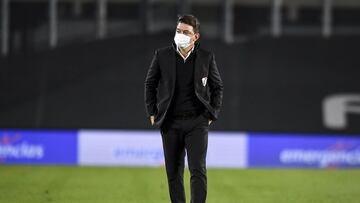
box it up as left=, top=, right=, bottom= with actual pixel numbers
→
left=160, top=113, right=209, bottom=203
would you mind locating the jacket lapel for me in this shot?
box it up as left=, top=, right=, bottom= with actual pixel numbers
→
left=194, top=50, right=203, bottom=88
left=168, top=50, right=176, bottom=91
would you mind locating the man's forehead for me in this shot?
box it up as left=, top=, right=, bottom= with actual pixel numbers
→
left=176, top=23, right=194, bottom=31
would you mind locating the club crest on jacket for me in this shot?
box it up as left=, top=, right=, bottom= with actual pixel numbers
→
left=202, top=77, right=207, bottom=87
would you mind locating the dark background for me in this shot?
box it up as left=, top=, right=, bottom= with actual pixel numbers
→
left=1, top=1, right=359, bottom=134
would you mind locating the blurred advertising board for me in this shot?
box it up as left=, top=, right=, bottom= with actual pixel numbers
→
left=0, top=129, right=77, bottom=165
left=2, top=129, right=359, bottom=168
left=248, top=133, right=360, bottom=168
left=78, top=130, right=247, bottom=168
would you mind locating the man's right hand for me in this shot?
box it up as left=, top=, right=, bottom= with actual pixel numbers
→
left=150, top=116, right=155, bottom=126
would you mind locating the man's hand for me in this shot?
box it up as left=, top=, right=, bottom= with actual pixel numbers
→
left=150, top=116, right=155, bottom=126
left=208, top=120, right=212, bottom=125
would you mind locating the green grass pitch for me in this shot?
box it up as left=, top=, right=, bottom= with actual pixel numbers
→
left=0, top=166, right=359, bottom=203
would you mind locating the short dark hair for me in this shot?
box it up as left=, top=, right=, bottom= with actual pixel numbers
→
left=177, top=14, right=200, bottom=33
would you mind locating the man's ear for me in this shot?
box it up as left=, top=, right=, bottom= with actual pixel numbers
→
left=194, top=33, right=200, bottom=42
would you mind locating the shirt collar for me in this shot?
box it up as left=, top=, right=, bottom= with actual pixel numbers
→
left=176, top=45, right=195, bottom=61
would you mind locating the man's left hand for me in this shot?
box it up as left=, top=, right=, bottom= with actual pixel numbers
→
left=208, top=120, right=212, bottom=125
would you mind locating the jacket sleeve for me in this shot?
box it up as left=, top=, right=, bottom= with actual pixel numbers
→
left=144, top=50, right=160, bottom=118
left=208, top=53, right=224, bottom=121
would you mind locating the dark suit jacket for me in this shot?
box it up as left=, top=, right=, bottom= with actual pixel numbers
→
left=144, top=43, right=223, bottom=127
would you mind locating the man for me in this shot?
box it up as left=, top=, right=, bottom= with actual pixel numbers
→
left=144, top=14, right=223, bottom=203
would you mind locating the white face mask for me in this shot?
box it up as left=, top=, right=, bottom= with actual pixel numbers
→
left=174, top=33, right=192, bottom=49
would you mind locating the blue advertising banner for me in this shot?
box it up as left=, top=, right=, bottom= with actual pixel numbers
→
left=0, top=129, right=78, bottom=165
left=248, top=133, right=360, bottom=168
